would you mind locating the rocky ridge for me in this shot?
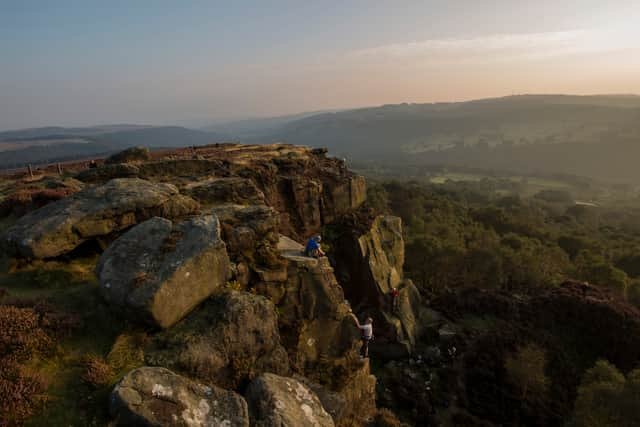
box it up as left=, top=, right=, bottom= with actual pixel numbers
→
left=0, top=143, right=406, bottom=426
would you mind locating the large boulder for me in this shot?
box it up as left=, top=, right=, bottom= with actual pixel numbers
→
left=110, top=367, right=249, bottom=427
left=76, top=163, right=140, bottom=183
left=146, top=291, right=290, bottom=389
left=293, top=376, right=347, bottom=424
left=96, top=215, right=229, bottom=328
left=244, top=373, right=335, bottom=427
left=293, top=366, right=376, bottom=427
left=2, top=178, right=199, bottom=259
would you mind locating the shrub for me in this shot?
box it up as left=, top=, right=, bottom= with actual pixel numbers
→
left=7, top=299, right=81, bottom=339
left=106, top=333, right=146, bottom=374
left=0, top=303, right=80, bottom=424
left=0, top=186, right=75, bottom=217
left=225, top=280, right=242, bottom=291
left=0, top=306, right=53, bottom=362
left=0, top=359, right=48, bottom=427
left=81, top=354, right=114, bottom=388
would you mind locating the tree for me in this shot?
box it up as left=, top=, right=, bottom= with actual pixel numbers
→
left=570, top=360, right=640, bottom=427
left=504, top=343, right=549, bottom=400
left=574, top=250, right=629, bottom=296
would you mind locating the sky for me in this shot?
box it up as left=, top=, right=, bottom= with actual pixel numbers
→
left=1, top=0, right=640, bottom=130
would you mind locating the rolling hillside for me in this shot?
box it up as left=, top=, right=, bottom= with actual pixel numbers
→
left=234, top=94, right=640, bottom=184
left=0, top=126, right=228, bottom=169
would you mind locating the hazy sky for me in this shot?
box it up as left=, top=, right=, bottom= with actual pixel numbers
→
left=1, top=0, right=640, bottom=130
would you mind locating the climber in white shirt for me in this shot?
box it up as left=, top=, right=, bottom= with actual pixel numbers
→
left=350, top=314, right=373, bottom=358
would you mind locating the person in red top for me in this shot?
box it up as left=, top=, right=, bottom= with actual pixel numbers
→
left=391, top=287, right=399, bottom=313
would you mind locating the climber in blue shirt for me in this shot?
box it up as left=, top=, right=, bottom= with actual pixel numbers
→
left=304, top=235, right=325, bottom=258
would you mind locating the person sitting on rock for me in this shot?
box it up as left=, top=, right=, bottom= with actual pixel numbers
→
left=304, top=235, right=325, bottom=258
left=350, top=314, right=373, bottom=358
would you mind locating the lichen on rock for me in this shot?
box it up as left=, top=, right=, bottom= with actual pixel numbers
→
left=244, top=373, right=335, bottom=427
left=110, top=366, right=249, bottom=427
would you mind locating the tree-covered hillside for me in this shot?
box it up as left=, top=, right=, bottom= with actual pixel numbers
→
left=367, top=178, right=640, bottom=305
left=233, top=94, right=640, bottom=184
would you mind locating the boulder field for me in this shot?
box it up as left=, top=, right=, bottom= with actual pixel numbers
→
left=0, top=144, right=399, bottom=426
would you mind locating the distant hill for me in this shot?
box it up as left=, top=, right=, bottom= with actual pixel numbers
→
left=202, top=110, right=339, bottom=140
left=262, top=95, right=640, bottom=156
left=0, top=124, right=153, bottom=141
left=240, top=95, right=640, bottom=184
left=0, top=126, right=228, bottom=169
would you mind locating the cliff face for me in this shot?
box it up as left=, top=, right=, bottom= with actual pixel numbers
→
left=332, top=212, right=432, bottom=358
left=0, top=144, right=381, bottom=426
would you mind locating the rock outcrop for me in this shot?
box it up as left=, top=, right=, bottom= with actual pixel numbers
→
left=110, top=367, right=249, bottom=427
left=275, top=237, right=356, bottom=369
left=3, top=178, right=199, bottom=258
left=211, top=204, right=283, bottom=280
left=96, top=215, right=229, bottom=328
left=244, top=373, right=335, bottom=427
left=146, top=291, right=290, bottom=389
left=264, top=236, right=377, bottom=426
left=75, top=163, right=141, bottom=183
left=73, top=143, right=366, bottom=239
left=333, top=214, right=431, bottom=357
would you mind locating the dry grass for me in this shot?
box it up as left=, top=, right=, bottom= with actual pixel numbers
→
left=80, top=354, right=114, bottom=388
left=106, top=333, right=146, bottom=375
